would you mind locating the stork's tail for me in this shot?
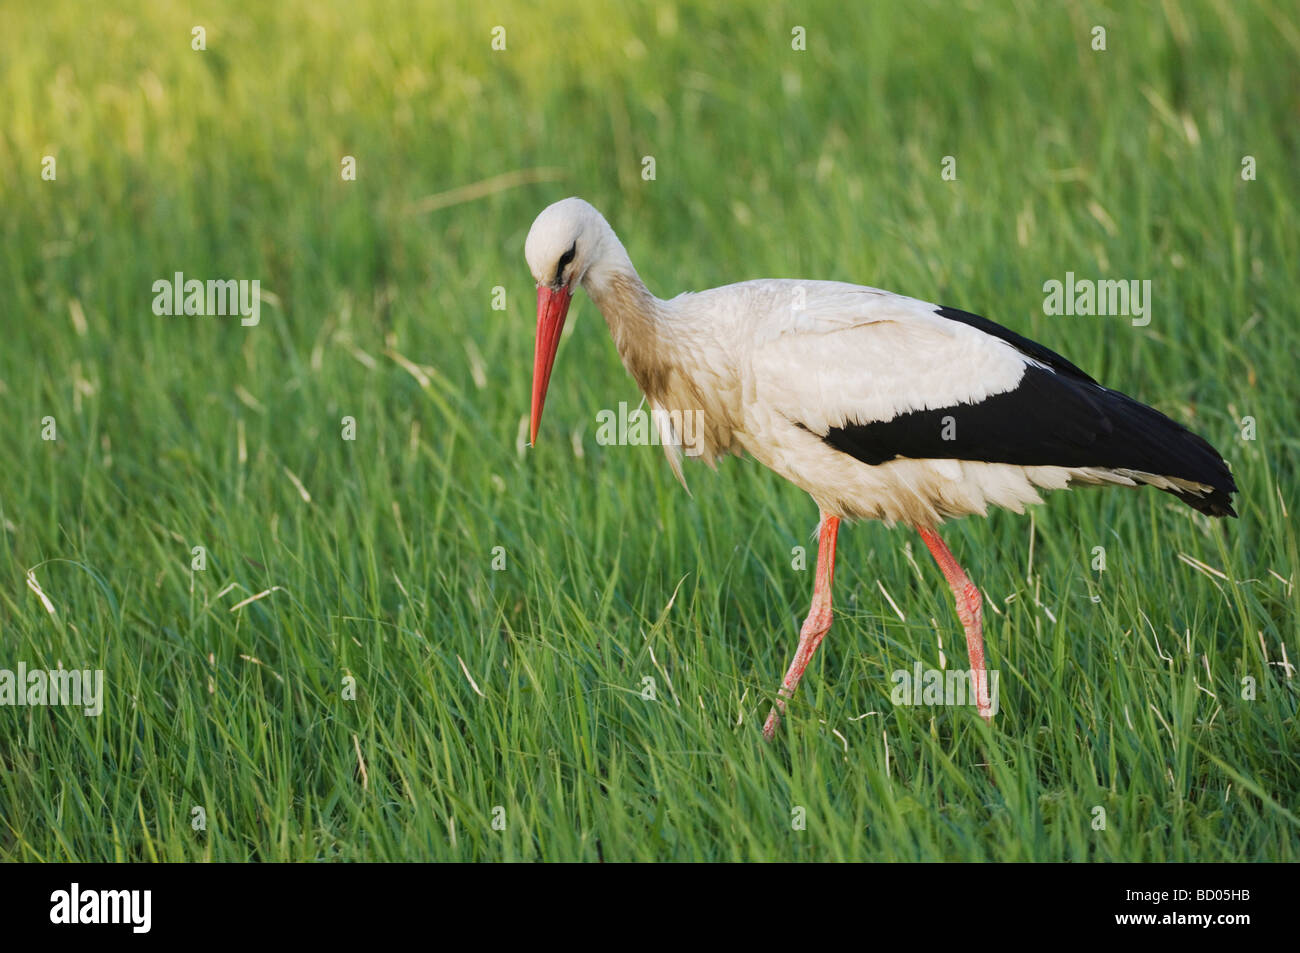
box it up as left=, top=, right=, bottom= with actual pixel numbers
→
left=1087, top=389, right=1238, bottom=518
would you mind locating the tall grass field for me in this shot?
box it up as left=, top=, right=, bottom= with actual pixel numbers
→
left=1, top=1, right=1296, bottom=862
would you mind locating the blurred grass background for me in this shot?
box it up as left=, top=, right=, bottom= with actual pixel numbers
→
left=0, top=0, right=1296, bottom=860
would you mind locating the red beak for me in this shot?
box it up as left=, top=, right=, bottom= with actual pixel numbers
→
left=530, top=284, right=573, bottom=445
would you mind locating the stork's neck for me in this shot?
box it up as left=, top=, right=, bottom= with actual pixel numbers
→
left=580, top=235, right=674, bottom=397
left=577, top=219, right=740, bottom=464
left=584, top=264, right=661, bottom=344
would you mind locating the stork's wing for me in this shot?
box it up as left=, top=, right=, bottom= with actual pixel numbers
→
left=747, top=288, right=1067, bottom=432
left=747, top=288, right=1236, bottom=516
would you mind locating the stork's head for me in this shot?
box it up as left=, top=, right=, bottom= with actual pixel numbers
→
left=524, top=197, right=610, bottom=445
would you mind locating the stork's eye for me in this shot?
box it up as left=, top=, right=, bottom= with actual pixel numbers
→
left=553, top=242, right=577, bottom=285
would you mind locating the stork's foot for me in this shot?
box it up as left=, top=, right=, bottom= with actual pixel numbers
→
left=762, top=608, right=833, bottom=740
left=955, top=579, right=992, bottom=723
left=761, top=708, right=781, bottom=741
left=762, top=514, right=840, bottom=741
left=918, top=526, right=993, bottom=722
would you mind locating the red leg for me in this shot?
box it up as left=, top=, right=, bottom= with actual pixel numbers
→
left=763, top=513, right=840, bottom=740
left=917, top=526, right=992, bottom=722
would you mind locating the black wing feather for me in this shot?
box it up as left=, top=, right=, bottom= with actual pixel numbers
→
left=935, top=305, right=1098, bottom=383
left=817, top=308, right=1237, bottom=517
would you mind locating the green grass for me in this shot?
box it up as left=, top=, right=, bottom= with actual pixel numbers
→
left=0, top=0, right=1297, bottom=861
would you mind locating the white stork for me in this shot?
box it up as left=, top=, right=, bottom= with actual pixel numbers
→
left=523, top=197, right=1237, bottom=739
